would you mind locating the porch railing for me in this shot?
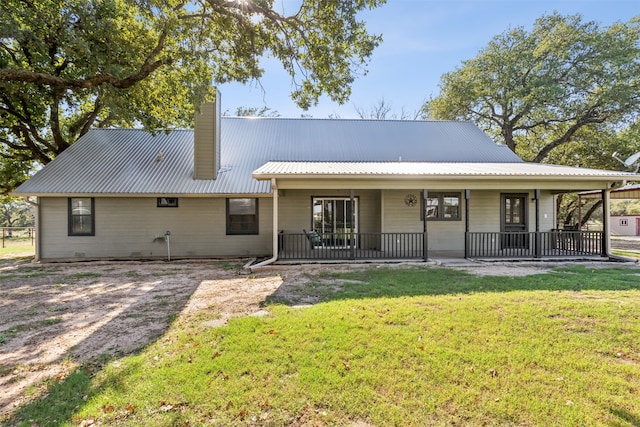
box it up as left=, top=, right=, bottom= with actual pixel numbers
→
left=278, top=232, right=425, bottom=260
left=466, top=231, right=604, bottom=258
left=277, top=230, right=604, bottom=261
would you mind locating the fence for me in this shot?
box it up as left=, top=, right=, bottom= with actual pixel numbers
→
left=1, top=227, right=36, bottom=249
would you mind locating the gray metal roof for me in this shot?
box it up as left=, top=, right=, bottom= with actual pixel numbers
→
left=252, top=161, right=640, bottom=180
left=14, top=117, right=528, bottom=196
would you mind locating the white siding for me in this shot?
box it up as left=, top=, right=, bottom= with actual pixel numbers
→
left=610, top=215, right=640, bottom=236
left=39, top=197, right=272, bottom=260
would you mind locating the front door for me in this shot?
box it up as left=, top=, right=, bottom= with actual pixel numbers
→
left=501, top=193, right=528, bottom=249
left=312, top=197, right=358, bottom=248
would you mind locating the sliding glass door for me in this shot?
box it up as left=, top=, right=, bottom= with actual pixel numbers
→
left=312, top=198, right=358, bottom=248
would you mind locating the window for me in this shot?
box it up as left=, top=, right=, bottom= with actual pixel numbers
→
left=68, top=197, right=94, bottom=236
left=227, top=198, right=258, bottom=235
left=423, top=192, right=461, bottom=221
left=620, top=219, right=628, bottom=226
left=157, top=197, right=179, bottom=207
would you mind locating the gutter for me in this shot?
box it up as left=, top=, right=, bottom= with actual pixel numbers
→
left=249, top=178, right=279, bottom=271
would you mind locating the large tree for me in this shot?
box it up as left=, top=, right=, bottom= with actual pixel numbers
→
left=427, top=13, right=640, bottom=164
left=0, top=0, right=385, bottom=193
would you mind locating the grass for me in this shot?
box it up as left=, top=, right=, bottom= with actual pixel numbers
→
left=5, top=266, right=640, bottom=426
left=612, top=250, right=640, bottom=259
left=0, top=240, right=34, bottom=258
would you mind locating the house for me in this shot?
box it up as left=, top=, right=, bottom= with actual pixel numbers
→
left=12, top=95, right=639, bottom=264
left=610, top=215, right=640, bottom=236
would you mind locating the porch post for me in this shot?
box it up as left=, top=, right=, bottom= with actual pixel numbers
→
left=423, top=189, right=428, bottom=262
left=464, top=189, right=470, bottom=258
left=534, top=189, right=541, bottom=258
left=602, top=189, right=609, bottom=257
left=350, top=189, right=356, bottom=260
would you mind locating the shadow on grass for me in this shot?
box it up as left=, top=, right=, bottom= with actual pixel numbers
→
left=266, top=264, right=640, bottom=306
left=4, top=367, right=93, bottom=427
left=0, top=259, right=208, bottom=426
left=609, top=406, right=640, bottom=427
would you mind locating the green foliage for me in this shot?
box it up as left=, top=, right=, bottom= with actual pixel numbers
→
left=428, top=13, right=640, bottom=164
left=612, top=199, right=640, bottom=215
left=0, top=196, right=34, bottom=227
left=0, top=0, right=385, bottom=191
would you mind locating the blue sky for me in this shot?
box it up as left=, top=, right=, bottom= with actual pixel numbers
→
left=218, top=0, right=639, bottom=119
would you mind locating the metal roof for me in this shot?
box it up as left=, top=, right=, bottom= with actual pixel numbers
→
left=252, top=161, right=639, bottom=179
left=14, top=117, right=525, bottom=196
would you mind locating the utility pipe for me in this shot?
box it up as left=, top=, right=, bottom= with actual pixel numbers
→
left=164, top=230, right=171, bottom=261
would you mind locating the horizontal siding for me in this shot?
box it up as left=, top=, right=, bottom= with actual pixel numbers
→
left=610, top=216, right=640, bottom=236
left=39, top=197, right=272, bottom=260
left=278, top=190, right=380, bottom=234
left=381, top=190, right=465, bottom=253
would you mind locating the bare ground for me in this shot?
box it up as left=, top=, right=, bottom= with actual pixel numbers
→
left=0, top=256, right=636, bottom=418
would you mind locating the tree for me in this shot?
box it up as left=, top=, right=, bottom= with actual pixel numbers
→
left=0, top=196, right=34, bottom=229
left=427, top=13, right=640, bottom=164
left=551, top=121, right=640, bottom=227
left=0, top=0, right=385, bottom=193
left=355, top=98, right=425, bottom=120
left=225, top=106, right=281, bottom=117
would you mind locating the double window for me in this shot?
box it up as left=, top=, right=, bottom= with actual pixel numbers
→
left=68, top=198, right=95, bottom=236
left=226, top=198, right=259, bottom=235
left=423, top=192, right=461, bottom=221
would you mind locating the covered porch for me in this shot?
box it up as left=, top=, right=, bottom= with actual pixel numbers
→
left=252, top=161, right=634, bottom=264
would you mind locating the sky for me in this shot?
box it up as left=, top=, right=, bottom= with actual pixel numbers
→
left=217, top=0, right=639, bottom=119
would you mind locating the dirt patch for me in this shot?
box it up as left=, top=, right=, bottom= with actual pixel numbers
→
left=0, top=258, right=283, bottom=416
left=0, top=257, right=633, bottom=418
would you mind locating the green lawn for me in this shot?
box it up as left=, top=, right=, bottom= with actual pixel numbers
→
left=7, top=266, right=640, bottom=426
left=0, top=239, right=35, bottom=258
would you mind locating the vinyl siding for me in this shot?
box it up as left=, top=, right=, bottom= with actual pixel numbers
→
left=278, top=190, right=380, bottom=234
left=381, top=190, right=466, bottom=254
left=610, top=215, right=640, bottom=236
left=469, top=190, right=556, bottom=233
left=39, top=197, right=272, bottom=260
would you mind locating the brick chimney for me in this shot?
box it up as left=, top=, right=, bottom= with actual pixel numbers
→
left=193, top=90, right=221, bottom=180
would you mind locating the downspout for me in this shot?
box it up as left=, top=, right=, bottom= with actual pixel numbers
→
left=603, top=180, right=626, bottom=257
left=250, top=178, right=279, bottom=270
left=25, top=197, right=40, bottom=261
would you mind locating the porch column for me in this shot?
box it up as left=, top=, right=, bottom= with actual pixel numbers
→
left=464, top=190, right=470, bottom=258
left=534, top=189, right=541, bottom=258
left=423, top=189, right=428, bottom=262
left=350, top=189, right=356, bottom=260
left=602, top=189, right=610, bottom=257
